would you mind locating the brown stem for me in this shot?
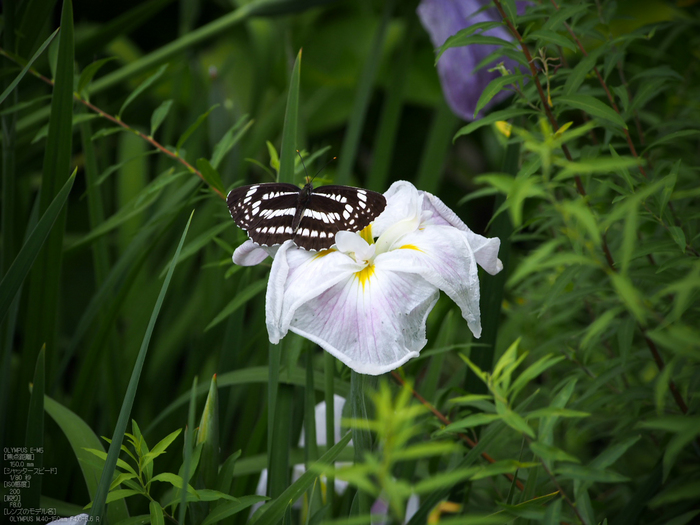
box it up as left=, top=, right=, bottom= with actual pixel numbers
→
left=391, top=371, right=525, bottom=491
left=0, top=47, right=225, bottom=201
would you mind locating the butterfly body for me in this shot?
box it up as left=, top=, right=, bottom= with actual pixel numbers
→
left=227, top=182, right=386, bottom=251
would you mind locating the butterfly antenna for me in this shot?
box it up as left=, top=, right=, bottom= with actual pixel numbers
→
left=314, top=156, right=337, bottom=182
left=296, top=150, right=312, bottom=184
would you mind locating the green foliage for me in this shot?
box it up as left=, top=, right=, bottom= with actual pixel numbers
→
left=1, top=1, right=699, bottom=524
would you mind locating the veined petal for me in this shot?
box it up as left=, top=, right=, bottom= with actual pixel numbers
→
left=287, top=268, right=439, bottom=375
left=372, top=181, right=423, bottom=238
left=336, top=231, right=375, bottom=261
left=422, top=191, right=503, bottom=275
left=233, top=239, right=277, bottom=266
left=376, top=225, right=483, bottom=338
left=266, top=241, right=366, bottom=344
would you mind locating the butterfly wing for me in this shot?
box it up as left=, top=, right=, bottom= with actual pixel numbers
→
left=227, top=183, right=301, bottom=247
left=291, top=185, right=387, bottom=251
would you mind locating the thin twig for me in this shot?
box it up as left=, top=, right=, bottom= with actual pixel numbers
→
left=391, top=371, right=525, bottom=491
left=0, top=47, right=225, bottom=201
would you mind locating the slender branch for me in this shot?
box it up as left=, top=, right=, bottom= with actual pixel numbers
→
left=0, top=47, right=226, bottom=201
left=391, top=371, right=525, bottom=491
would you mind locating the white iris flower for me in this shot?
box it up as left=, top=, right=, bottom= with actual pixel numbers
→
left=233, top=180, right=502, bottom=375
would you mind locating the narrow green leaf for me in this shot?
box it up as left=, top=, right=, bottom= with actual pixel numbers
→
left=454, top=108, right=533, bottom=141
left=211, top=115, right=254, bottom=170
left=43, top=395, right=130, bottom=522
left=176, top=104, right=220, bottom=151
left=563, top=46, right=606, bottom=95
left=24, top=347, right=46, bottom=510
left=197, top=375, right=221, bottom=490
left=0, top=171, right=75, bottom=323
left=77, top=57, right=118, bottom=97
left=118, top=63, right=169, bottom=119
left=527, top=30, right=576, bottom=51
left=556, top=95, right=627, bottom=129
left=0, top=29, right=59, bottom=106
left=252, top=432, right=352, bottom=525
left=205, top=279, right=267, bottom=331
left=337, top=0, right=394, bottom=185
left=149, top=99, right=174, bottom=137
left=202, top=496, right=270, bottom=525
left=542, top=3, right=590, bottom=31
left=436, top=30, right=510, bottom=63
left=439, top=413, right=502, bottom=434
left=279, top=49, right=302, bottom=184
left=179, top=376, right=197, bottom=525
left=89, top=212, right=194, bottom=521
left=530, top=441, right=580, bottom=464
left=609, top=273, right=646, bottom=323
left=474, top=74, right=525, bottom=119
left=197, top=158, right=226, bottom=195
left=556, top=464, right=629, bottom=483
left=150, top=501, right=165, bottom=525
left=500, top=409, right=535, bottom=438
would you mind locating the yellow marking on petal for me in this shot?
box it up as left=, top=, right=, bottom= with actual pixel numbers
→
left=359, top=224, right=373, bottom=244
left=356, top=264, right=375, bottom=290
left=313, top=248, right=335, bottom=260
left=495, top=120, right=512, bottom=137
left=399, top=244, right=423, bottom=252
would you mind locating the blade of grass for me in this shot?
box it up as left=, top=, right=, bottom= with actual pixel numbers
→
left=279, top=49, right=302, bottom=184
left=464, top=142, right=517, bottom=394
left=21, top=0, right=74, bottom=395
left=367, top=16, right=415, bottom=192
left=324, top=352, right=336, bottom=509
left=0, top=29, right=59, bottom=106
left=0, top=170, right=76, bottom=323
left=251, top=432, right=352, bottom=525
left=415, top=99, right=459, bottom=194
left=350, top=371, right=374, bottom=517
left=179, top=376, right=198, bottom=525
left=89, top=211, right=194, bottom=521
left=15, top=0, right=58, bottom=58
left=42, top=394, right=130, bottom=522
left=24, top=346, right=45, bottom=511
left=145, top=366, right=351, bottom=434
left=336, top=0, right=395, bottom=185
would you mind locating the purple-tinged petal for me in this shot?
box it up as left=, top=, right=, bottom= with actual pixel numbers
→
left=421, top=191, right=503, bottom=275
left=377, top=225, right=483, bottom=337
left=417, top=0, right=525, bottom=120
left=232, top=239, right=277, bottom=266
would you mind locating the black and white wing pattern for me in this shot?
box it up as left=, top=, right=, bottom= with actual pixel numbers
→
left=226, top=182, right=387, bottom=251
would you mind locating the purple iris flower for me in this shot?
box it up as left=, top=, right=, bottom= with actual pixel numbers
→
left=417, top=0, right=526, bottom=120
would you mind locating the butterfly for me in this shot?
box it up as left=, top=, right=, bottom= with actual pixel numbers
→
left=226, top=181, right=387, bottom=251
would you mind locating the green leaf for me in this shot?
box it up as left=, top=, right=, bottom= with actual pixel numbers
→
left=118, top=63, right=169, bottom=119
left=211, top=115, right=254, bottom=170
left=149, top=501, right=165, bottom=525
left=0, top=171, right=76, bottom=323
left=251, top=431, right=352, bottom=525
left=205, top=279, right=268, bottom=331
left=24, top=348, right=46, bottom=510
left=202, top=496, right=269, bottom=525
left=89, top=212, right=194, bottom=521
left=530, top=441, right=580, bottom=464
left=556, top=94, right=627, bottom=129
left=141, top=429, right=182, bottom=471
left=609, top=272, right=646, bottom=323
left=77, top=57, right=118, bottom=97
left=650, top=481, right=700, bottom=507
left=500, top=409, right=535, bottom=438
left=0, top=28, right=59, bottom=106
left=43, top=395, right=130, bottom=523
left=176, top=104, right=220, bottom=151
left=474, top=74, right=525, bottom=119
left=509, top=355, right=565, bottom=400
left=668, top=226, right=687, bottom=253
left=454, top=108, right=534, bottom=141
left=556, top=464, right=629, bottom=483
left=542, top=3, right=590, bottom=31
left=527, top=30, right=577, bottom=51
left=563, top=46, right=606, bottom=95
left=149, top=99, right=174, bottom=137
left=196, top=158, right=226, bottom=196
left=439, top=414, right=502, bottom=434
left=279, top=49, right=302, bottom=184
left=436, top=31, right=511, bottom=63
